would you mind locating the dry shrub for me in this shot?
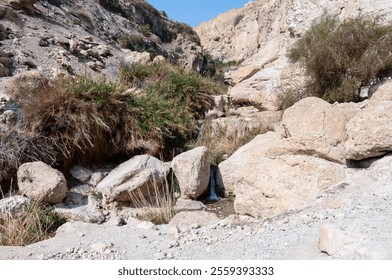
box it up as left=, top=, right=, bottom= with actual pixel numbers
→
left=0, top=200, right=65, bottom=246
left=288, top=14, right=392, bottom=103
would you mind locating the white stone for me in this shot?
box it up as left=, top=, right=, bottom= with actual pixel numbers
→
left=17, top=161, right=67, bottom=204
left=171, top=147, right=210, bottom=199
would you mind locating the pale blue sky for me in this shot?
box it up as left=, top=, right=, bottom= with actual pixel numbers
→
left=147, top=0, right=252, bottom=27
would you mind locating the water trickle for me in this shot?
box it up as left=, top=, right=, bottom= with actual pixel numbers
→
left=208, top=166, right=219, bottom=202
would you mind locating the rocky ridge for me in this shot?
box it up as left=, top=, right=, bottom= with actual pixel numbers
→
left=0, top=0, right=203, bottom=87
left=196, top=0, right=392, bottom=111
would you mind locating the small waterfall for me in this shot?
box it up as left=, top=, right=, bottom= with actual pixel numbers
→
left=208, top=166, right=219, bottom=202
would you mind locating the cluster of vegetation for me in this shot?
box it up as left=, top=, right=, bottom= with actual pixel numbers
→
left=6, top=61, right=223, bottom=175
left=284, top=14, right=392, bottom=107
left=0, top=199, right=65, bottom=246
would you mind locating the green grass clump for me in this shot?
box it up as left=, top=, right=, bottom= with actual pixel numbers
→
left=287, top=14, right=392, bottom=104
left=121, top=62, right=225, bottom=155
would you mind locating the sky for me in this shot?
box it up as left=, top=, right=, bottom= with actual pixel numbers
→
left=147, top=0, right=252, bottom=27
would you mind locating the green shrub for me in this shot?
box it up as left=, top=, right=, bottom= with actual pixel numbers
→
left=288, top=14, right=392, bottom=103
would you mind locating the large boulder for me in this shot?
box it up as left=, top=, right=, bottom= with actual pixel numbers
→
left=217, top=132, right=346, bottom=218
left=345, top=81, right=392, bottom=160
left=171, top=146, right=210, bottom=199
left=17, top=161, right=67, bottom=204
left=96, top=155, right=169, bottom=202
left=281, top=97, right=359, bottom=163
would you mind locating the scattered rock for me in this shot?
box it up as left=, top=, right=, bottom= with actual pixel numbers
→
left=136, top=221, right=155, bottom=230
left=319, top=224, right=355, bottom=256
left=0, top=63, right=8, bottom=77
left=174, top=198, right=206, bottom=212
left=171, top=147, right=210, bottom=199
left=88, top=172, right=106, bottom=186
left=70, top=166, right=93, bottom=184
left=17, top=161, right=67, bottom=205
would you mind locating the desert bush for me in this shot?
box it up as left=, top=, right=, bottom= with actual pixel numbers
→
left=121, top=61, right=221, bottom=119
left=288, top=14, right=392, bottom=103
left=0, top=200, right=65, bottom=246
left=121, top=61, right=222, bottom=154
left=15, top=77, right=143, bottom=166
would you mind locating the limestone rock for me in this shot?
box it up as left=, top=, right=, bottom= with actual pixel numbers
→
left=345, top=89, right=392, bottom=160
left=369, top=81, right=392, bottom=101
left=70, top=166, right=93, bottom=184
left=0, top=195, right=30, bottom=218
left=171, top=147, right=210, bottom=199
left=96, top=155, right=169, bottom=202
left=217, top=131, right=283, bottom=194
left=17, top=162, right=67, bottom=204
left=319, top=224, right=355, bottom=256
left=281, top=97, right=359, bottom=163
left=217, top=131, right=346, bottom=218
left=233, top=155, right=346, bottom=218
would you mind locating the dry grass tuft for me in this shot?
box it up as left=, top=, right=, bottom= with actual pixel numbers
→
left=0, top=199, right=65, bottom=246
left=129, top=178, right=175, bottom=225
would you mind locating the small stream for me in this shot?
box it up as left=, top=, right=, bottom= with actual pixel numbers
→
left=207, top=166, right=219, bottom=202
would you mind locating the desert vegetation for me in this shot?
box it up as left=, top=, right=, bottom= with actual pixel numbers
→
left=284, top=14, right=392, bottom=108
left=0, top=199, right=65, bottom=246
left=1, top=61, right=223, bottom=185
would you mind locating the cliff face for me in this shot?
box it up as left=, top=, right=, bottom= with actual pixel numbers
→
left=0, top=0, right=203, bottom=81
left=195, top=0, right=392, bottom=111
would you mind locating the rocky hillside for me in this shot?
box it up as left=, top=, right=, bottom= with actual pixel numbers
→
left=196, top=0, right=392, bottom=111
left=2, top=0, right=392, bottom=261
left=0, top=0, right=203, bottom=84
